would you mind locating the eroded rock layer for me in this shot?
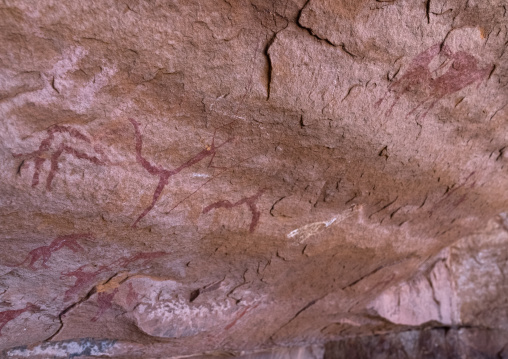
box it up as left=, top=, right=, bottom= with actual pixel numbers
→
left=0, top=0, right=507, bottom=357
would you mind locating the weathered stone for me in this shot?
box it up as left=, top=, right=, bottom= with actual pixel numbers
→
left=324, top=328, right=508, bottom=359
left=0, top=0, right=507, bottom=357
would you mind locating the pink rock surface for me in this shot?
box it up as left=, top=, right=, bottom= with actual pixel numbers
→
left=0, top=0, right=507, bottom=357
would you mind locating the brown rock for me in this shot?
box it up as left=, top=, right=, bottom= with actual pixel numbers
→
left=1, top=0, right=507, bottom=357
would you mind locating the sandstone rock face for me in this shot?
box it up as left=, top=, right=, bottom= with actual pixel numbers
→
left=0, top=0, right=507, bottom=357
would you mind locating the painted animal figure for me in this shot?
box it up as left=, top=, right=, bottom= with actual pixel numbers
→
left=0, top=303, right=39, bottom=336
left=13, top=233, right=92, bottom=271
left=202, top=189, right=265, bottom=232
left=61, top=265, right=110, bottom=302
left=13, top=125, right=107, bottom=190
left=129, top=118, right=231, bottom=227
left=377, top=44, right=491, bottom=120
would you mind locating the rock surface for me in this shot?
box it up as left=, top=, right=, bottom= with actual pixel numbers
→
left=0, top=0, right=507, bottom=357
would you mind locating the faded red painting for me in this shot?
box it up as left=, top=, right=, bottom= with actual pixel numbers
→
left=126, top=283, right=139, bottom=307
left=12, top=233, right=92, bottom=271
left=225, top=304, right=258, bottom=330
left=430, top=172, right=476, bottom=217
left=61, top=251, right=169, bottom=302
left=91, top=288, right=119, bottom=322
left=129, top=118, right=232, bottom=227
left=13, top=125, right=107, bottom=190
left=61, top=265, right=110, bottom=302
left=377, top=44, right=491, bottom=120
left=0, top=303, right=39, bottom=336
left=203, top=189, right=264, bottom=232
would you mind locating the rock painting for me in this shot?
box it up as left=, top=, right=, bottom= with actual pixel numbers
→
left=126, top=283, right=138, bottom=308
left=202, top=190, right=265, bottom=232
left=91, top=288, right=119, bottom=322
left=61, top=265, right=110, bottom=303
left=12, top=233, right=93, bottom=271
left=224, top=304, right=258, bottom=330
left=13, top=125, right=107, bottom=190
left=377, top=44, right=491, bottom=120
left=129, top=118, right=231, bottom=227
left=61, top=251, right=169, bottom=302
left=0, top=303, right=39, bottom=336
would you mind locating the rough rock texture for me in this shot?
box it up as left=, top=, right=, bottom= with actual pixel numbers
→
left=0, top=0, right=507, bottom=357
